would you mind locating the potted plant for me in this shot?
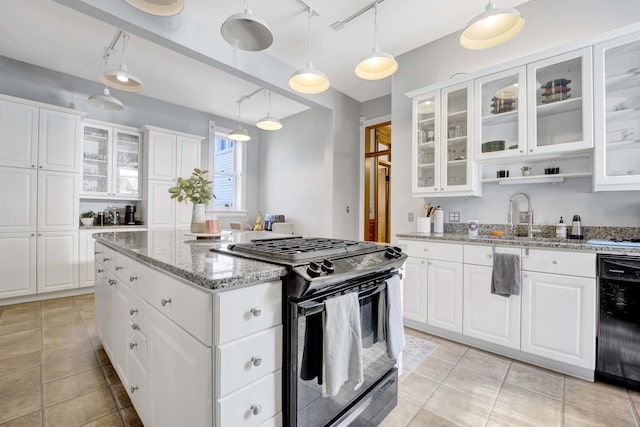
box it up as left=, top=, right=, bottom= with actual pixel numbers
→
left=168, top=168, right=215, bottom=233
left=521, top=166, right=532, bottom=176
left=80, top=210, right=95, bottom=226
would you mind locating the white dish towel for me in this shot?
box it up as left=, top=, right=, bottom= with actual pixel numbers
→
left=386, top=275, right=406, bottom=359
left=323, top=292, right=364, bottom=397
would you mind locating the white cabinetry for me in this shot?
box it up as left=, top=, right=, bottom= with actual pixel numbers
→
left=427, top=260, right=463, bottom=333
left=37, top=170, right=79, bottom=231
left=402, top=257, right=428, bottom=323
left=463, top=245, right=521, bottom=349
left=0, top=99, right=38, bottom=169
left=81, top=121, right=142, bottom=199
left=521, top=249, right=596, bottom=369
left=0, top=234, right=36, bottom=298
left=0, top=167, right=37, bottom=232
left=593, top=32, right=640, bottom=191
left=36, top=231, right=78, bottom=293
left=38, top=108, right=82, bottom=173
left=411, top=82, right=480, bottom=197
left=143, top=126, right=203, bottom=229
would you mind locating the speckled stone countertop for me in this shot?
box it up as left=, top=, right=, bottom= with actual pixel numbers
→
left=395, top=232, right=640, bottom=256
left=94, top=230, right=288, bottom=291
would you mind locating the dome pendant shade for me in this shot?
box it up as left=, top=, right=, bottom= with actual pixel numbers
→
left=460, top=1, right=525, bottom=49
left=355, top=48, right=398, bottom=80
left=289, top=63, right=330, bottom=94
left=221, top=9, right=274, bottom=51
left=256, top=116, right=283, bottom=131
left=87, top=87, right=124, bottom=111
left=124, top=0, right=184, bottom=16
left=228, top=127, right=251, bottom=142
left=100, top=64, right=144, bottom=92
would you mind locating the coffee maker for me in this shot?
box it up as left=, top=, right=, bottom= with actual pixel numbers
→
left=125, top=205, right=137, bottom=225
left=263, top=214, right=285, bottom=231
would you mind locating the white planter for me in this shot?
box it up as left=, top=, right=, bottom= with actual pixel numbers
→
left=190, top=203, right=207, bottom=233
left=80, top=217, right=94, bottom=226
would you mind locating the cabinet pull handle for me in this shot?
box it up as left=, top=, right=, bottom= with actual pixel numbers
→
left=251, top=356, right=263, bottom=367
left=129, top=342, right=138, bottom=349
left=130, top=385, right=138, bottom=393
left=97, top=269, right=104, bottom=273
left=161, top=298, right=172, bottom=307
left=552, top=260, right=558, bottom=265
left=250, top=307, right=262, bottom=317
left=250, top=404, right=262, bottom=416
left=129, top=275, right=138, bottom=282
left=107, top=279, right=116, bottom=286
left=103, top=257, right=111, bottom=262
left=115, top=266, right=123, bottom=271
left=131, top=323, right=140, bottom=331
left=130, top=308, right=138, bottom=315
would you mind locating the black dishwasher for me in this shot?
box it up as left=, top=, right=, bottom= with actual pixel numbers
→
left=596, top=254, right=640, bottom=389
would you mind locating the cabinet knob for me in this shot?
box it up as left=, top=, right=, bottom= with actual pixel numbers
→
left=524, top=273, right=528, bottom=278
left=130, top=308, right=138, bottom=315
left=251, top=356, right=263, bottom=367
left=520, top=150, right=524, bottom=153
left=529, top=149, right=533, bottom=152
left=130, top=385, right=138, bottom=394
left=115, top=266, right=123, bottom=271
left=250, top=307, right=262, bottom=317
left=31, top=233, right=35, bottom=237
left=420, top=260, right=425, bottom=264
left=38, top=165, right=42, bottom=168
left=97, top=269, right=104, bottom=273
left=31, top=164, right=35, bottom=168
left=107, top=279, right=116, bottom=286
left=440, top=188, right=444, bottom=191
left=129, top=342, right=138, bottom=350
left=487, top=254, right=492, bottom=258
left=552, top=260, right=558, bottom=265
left=129, top=275, right=138, bottom=282
left=103, top=257, right=111, bottom=262
left=250, top=404, right=262, bottom=416
left=161, top=298, right=172, bottom=307
left=94, top=251, right=102, bottom=255
left=428, top=262, right=432, bottom=266
left=131, top=323, right=140, bottom=331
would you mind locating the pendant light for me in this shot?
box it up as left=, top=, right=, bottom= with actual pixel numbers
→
left=124, top=0, right=184, bottom=16
left=100, top=32, right=144, bottom=92
left=289, top=9, right=330, bottom=94
left=87, top=85, right=124, bottom=111
left=228, top=99, right=251, bottom=142
left=355, top=3, right=397, bottom=80
left=221, top=0, right=273, bottom=51
left=256, top=90, right=283, bottom=131
left=460, top=0, right=525, bottom=50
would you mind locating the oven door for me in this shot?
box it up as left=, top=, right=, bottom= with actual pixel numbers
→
left=287, top=273, right=399, bottom=427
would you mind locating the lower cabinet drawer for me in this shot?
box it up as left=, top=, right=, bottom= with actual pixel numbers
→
left=147, top=267, right=213, bottom=346
left=217, top=370, right=282, bottom=427
left=114, top=252, right=147, bottom=299
left=522, top=249, right=596, bottom=278
left=400, top=240, right=463, bottom=262
left=127, top=327, right=148, bottom=368
left=464, top=244, right=521, bottom=266
left=216, top=281, right=282, bottom=345
left=95, top=243, right=115, bottom=272
left=217, top=326, right=283, bottom=396
left=127, top=352, right=148, bottom=426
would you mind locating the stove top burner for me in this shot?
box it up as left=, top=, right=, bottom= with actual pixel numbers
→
left=227, top=237, right=379, bottom=262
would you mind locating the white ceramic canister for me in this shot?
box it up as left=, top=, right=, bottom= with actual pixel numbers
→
left=433, top=206, right=444, bottom=234
left=417, top=216, right=431, bottom=233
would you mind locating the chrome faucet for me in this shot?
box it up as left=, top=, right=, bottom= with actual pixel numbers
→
left=508, top=191, right=541, bottom=238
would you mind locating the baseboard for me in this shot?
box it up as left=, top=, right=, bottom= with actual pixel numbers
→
left=0, top=287, right=94, bottom=306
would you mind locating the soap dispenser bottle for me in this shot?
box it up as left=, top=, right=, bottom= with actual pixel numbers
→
left=433, top=206, right=444, bottom=234
left=555, top=216, right=567, bottom=239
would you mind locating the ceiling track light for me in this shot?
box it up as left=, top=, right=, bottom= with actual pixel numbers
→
left=355, top=2, right=397, bottom=80
left=124, top=0, right=184, bottom=16
left=100, top=31, right=144, bottom=92
left=289, top=8, right=330, bottom=94
left=460, top=0, right=525, bottom=50
left=221, top=0, right=273, bottom=51
left=257, top=90, right=283, bottom=131
left=228, top=98, right=252, bottom=142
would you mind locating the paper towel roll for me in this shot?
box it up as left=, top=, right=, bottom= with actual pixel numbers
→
left=417, top=217, right=431, bottom=233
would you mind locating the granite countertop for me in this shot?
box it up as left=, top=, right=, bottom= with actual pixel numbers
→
left=94, top=229, right=288, bottom=291
left=396, top=232, right=640, bottom=256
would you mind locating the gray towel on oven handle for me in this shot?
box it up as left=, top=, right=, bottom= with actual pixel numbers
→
left=322, top=292, right=364, bottom=397
left=386, top=275, right=405, bottom=359
left=491, top=252, right=521, bottom=297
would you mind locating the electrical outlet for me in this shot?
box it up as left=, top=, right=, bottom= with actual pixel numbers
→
left=448, top=211, right=460, bottom=222
left=408, top=212, right=414, bottom=222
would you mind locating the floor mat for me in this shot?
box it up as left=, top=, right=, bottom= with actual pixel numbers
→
left=400, top=334, right=438, bottom=381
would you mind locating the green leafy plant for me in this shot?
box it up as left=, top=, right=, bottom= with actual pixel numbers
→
left=521, top=166, right=531, bottom=172
left=80, top=210, right=95, bottom=218
left=168, top=168, right=215, bottom=204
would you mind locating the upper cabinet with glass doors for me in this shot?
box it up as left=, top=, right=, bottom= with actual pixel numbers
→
left=412, top=82, right=480, bottom=197
left=474, top=67, right=527, bottom=160
left=81, top=122, right=142, bottom=199
left=593, top=32, right=640, bottom=191
left=527, top=48, right=593, bottom=155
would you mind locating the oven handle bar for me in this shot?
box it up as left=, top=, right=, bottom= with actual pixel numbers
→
left=297, top=280, right=387, bottom=317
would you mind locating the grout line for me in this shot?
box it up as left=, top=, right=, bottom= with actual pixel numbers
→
left=483, top=361, right=512, bottom=427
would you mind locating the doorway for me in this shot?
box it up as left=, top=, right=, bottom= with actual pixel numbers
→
left=364, top=121, right=391, bottom=243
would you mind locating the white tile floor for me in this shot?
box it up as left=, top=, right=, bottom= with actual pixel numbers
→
left=381, top=328, right=640, bottom=427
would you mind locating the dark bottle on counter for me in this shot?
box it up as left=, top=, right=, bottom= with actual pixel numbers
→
left=96, top=212, right=105, bottom=226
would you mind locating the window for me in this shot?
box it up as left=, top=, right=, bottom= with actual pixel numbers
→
left=208, top=122, right=245, bottom=211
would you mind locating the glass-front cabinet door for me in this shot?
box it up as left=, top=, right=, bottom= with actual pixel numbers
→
left=441, top=82, right=475, bottom=192
left=475, top=67, right=527, bottom=159
left=593, top=32, right=640, bottom=191
left=413, top=91, right=440, bottom=194
left=527, top=47, right=593, bottom=154
left=114, top=130, right=141, bottom=197
left=82, top=123, right=110, bottom=195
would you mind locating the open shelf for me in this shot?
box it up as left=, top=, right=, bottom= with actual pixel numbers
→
left=481, top=172, right=591, bottom=184
left=447, top=110, right=467, bottom=118
left=447, top=136, right=467, bottom=144
left=537, top=97, right=582, bottom=117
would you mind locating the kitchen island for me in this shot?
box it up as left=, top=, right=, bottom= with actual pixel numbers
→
left=93, top=229, right=288, bottom=427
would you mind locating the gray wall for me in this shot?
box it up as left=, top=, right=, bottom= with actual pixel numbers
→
left=0, top=56, right=260, bottom=219
left=391, top=0, right=640, bottom=239
left=361, top=94, right=391, bottom=121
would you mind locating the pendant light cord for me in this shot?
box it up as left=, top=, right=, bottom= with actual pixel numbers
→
left=373, top=3, right=379, bottom=49
left=122, top=32, right=129, bottom=65
left=306, top=8, right=312, bottom=64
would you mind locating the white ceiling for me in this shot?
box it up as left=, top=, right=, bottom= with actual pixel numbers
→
left=0, top=0, right=529, bottom=124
